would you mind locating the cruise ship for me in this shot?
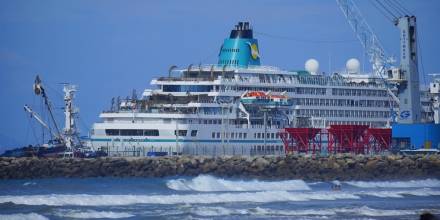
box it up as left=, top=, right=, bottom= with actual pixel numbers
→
left=88, top=22, right=434, bottom=157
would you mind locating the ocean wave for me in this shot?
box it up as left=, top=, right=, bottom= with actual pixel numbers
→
left=346, top=206, right=416, bottom=217
left=190, top=206, right=335, bottom=217
left=0, top=191, right=357, bottom=206
left=1, top=188, right=439, bottom=207
left=357, top=188, right=440, bottom=199
left=22, top=182, right=36, bottom=186
left=54, top=209, right=134, bottom=219
left=345, top=179, right=440, bottom=188
left=0, top=213, right=48, bottom=220
left=166, top=175, right=311, bottom=192
left=189, top=205, right=422, bottom=217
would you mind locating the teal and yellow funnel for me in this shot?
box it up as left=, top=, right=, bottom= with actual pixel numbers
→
left=218, top=22, right=260, bottom=67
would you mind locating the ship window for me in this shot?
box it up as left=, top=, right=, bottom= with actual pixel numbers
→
left=244, top=133, right=247, bottom=139
left=257, top=133, right=261, bottom=139
left=105, top=129, right=119, bottom=136
left=163, top=85, right=213, bottom=92
left=231, top=133, right=235, bottom=139
left=271, top=133, right=275, bottom=139
left=216, top=132, right=220, bottom=138
left=175, top=130, right=187, bottom=137
left=239, top=133, right=243, bottom=139
left=144, top=129, right=159, bottom=136
left=120, top=129, right=142, bottom=136
left=212, top=132, right=215, bottom=138
left=191, top=130, right=198, bottom=137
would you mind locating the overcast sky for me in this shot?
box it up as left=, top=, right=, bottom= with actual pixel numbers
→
left=0, top=0, right=439, bottom=151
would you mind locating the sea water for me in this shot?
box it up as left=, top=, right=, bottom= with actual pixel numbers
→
left=0, top=175, right=439, bottom=219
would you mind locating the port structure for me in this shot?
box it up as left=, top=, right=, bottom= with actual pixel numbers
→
left=279, top=128, right=323, bottom=155
left=327, top=125, right=370, bottom=154
left=280, top=125, right=391, bottom=155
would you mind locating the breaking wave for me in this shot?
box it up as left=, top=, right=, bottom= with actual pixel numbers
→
left=345, top=179, right=440, bottom=188
left=0, top=191, right=358, bottom=206
left=54, top=209, right=134, bottom=219
left=189, top=205, right=422, bottom=217
left=1, top=187, right=439, bottom=207
left=0, top=213, right=49, bottom=220
left=358, top=188, right=440, bottom=198
left=166, top=175, right=311, bottom=191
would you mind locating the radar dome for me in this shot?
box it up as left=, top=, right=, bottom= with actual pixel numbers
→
left=305, top=59, right=319, bottom=75
left=346, top=58, right=360, bottom=74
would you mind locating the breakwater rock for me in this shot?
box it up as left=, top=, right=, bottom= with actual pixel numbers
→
left=1, top=154, right=439, bottom=180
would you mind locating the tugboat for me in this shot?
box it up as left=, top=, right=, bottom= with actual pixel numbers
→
left=1, top=76, right=106, bottom=158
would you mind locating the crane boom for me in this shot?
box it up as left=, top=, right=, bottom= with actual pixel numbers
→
left=24, top=104, right=61, bottom=141
left=336, top=0, right=392, bottom=77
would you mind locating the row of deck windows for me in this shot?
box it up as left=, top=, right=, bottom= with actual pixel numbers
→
left=218, top=86, right=388, bottom=98
left=253, top=132, right=280, bottom=139
left=295, top=98, right=392, bottom=108
left=211, top=132, right=248, bottom=139
left=220, top=74, right=383, bottom=88
left=296, top=109, right=390, bottom=118
left=162, top=85, right=213, bottom=92
left=105, top=129, right=159, bottom=136
left=332, top=88, right=388, bottom=97
left=210, top=132, right=281, bottom=140
left=105, top=129, right=198, bottom=137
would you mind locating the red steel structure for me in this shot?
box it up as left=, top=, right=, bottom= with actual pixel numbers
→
left=280, top=125, right=392, bottom=155
left=280, top=128, right=323, bottom=154
left=366, top=128, right=392, bottom=153
left=327, top=125, right=370, bottom=154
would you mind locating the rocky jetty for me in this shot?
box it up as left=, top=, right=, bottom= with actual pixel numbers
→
left=1, top=154, right=439, bottom=180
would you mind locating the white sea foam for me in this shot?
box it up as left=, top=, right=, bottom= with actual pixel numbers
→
left=54, top=209, right=134, bottom=219
left=335, top=206, right=416, bottom=217
left=345, top=179, right=440, bottom=188
left=1, top=187, right=439, bottom=207
left=191, top=206, right=336, bottom=217
left=190, top=206, right=238, bottom=216
left=0, top=213, right=48, bottom=220
left=359, top=188, right=440, bottom=198
left=0, top=191, right=358, bottom=206
left=22, top=182, right=36, bottom=186
left=166, top=175, right=311, bottom=192
left=189, top=205, right=422, bottom=217
left=250, top=207, right=336, bottom=216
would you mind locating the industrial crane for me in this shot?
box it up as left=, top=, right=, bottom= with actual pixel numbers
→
left=25, top=75, right=82, bottom=150
left=336, top=0, right=421, bottom=124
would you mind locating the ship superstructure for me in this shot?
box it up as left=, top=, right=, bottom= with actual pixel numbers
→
left=89, top=22, right=434, bottom=157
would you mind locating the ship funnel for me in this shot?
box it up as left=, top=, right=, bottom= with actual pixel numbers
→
left=218, top=21, right=260, bottom=67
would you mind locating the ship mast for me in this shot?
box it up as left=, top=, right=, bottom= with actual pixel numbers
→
left=32, top=75, right=64, bottom=144
left=26, top=76, right=81, bottom=149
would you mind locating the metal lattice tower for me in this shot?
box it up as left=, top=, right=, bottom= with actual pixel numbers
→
left=336, top=0, right=393, bottom=77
